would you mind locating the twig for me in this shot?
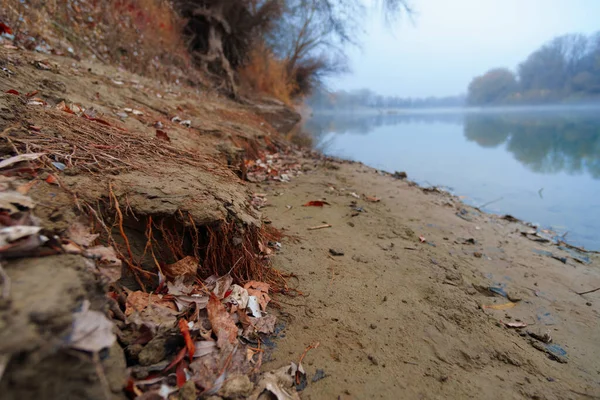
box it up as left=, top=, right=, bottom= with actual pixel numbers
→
left=308, top=224, right=331, bottom=231
left=298, top=342, right=320, bottom=366
left=479, top=197, right=504, bottom=209
left=0, top=262, right=10, bottom=300
left=576, top=287, right=600, bottom=296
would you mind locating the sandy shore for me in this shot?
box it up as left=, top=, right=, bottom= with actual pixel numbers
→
left=257, top=158, right=600, bottom=399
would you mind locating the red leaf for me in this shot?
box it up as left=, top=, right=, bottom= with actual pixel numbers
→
left=46, top=174, right=59, bottom=185
left=176, top=360, right=188, bottom=387
left=0, top=23, right=12, bottom=35
left=6, top=89, right=19, bottom=96
left=178, top=318, right=195, bottom=359
left=207, top=294, right=238, bottom=348
left=303, top=201, right=330, bottom=207
left=26, top=90, right=39, bottom=98
left=156, top=129, right=170, bottom=142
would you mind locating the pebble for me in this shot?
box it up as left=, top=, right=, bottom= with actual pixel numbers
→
left=370, top=323, right=377, bottom=329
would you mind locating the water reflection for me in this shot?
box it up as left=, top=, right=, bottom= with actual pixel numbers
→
left=464, top=112, right=600, bottom=179
left=305, top=109, right=600, bottom=179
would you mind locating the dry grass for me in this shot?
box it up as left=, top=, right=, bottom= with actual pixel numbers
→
left=238, top=42, right=296, bottom=105
left=0, top=0, right=202, bottom=84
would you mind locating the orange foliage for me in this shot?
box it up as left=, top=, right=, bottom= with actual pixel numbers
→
left=239, top=43, right=296, bottom=104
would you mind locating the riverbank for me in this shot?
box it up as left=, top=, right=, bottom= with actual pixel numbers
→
left=260, top=158, right=600, bottom=399
left=0, top=46, right=599, bottom=400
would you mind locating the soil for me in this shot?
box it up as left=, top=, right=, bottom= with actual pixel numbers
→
left=1, top=46, right=599, bottom=400
left=260, top=161, right=600, bottom=399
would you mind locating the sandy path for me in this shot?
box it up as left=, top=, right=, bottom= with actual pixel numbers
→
left=260, top=159, right=600, bottom=399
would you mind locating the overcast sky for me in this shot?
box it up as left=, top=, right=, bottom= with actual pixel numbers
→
left=329, top=0, right=600, bottom=97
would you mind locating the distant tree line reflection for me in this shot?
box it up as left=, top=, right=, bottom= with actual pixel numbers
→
left=305, top=109, right=600, bottom=179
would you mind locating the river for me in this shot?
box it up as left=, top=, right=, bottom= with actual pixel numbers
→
left=305, top=107, right=600, bottom=250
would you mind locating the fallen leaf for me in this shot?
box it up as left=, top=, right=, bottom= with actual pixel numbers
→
left=0, top=153, right=45, bottom=169
left=165, top=255, right=198, bottom=277
left=83, top=245, right=123, bottom=282
left=67, top=222, right=99, bottom=247
left=45, top=174, right=59, bottom=185
left=25, top=90, right=39, bottom=98
left=128, top=303, right=178, bottom=332
left=0, top=22, right=13, bottom=35
left=193, top=341, right=218, bottom=358
left=179, top=319, right=195, bottom=358
left=5, top=89, right=19, bottom=96
left=207, top=294, right=238, bottom=348
left=156, top=129, right=170, bottom=141
left=419, top=236, right=426, bottom=243
left=0, top=191, right=35, bottom=213
left=366, top=196, right=381, bottom=202
left=68, top=300, right=116, bottom=352
left=28, top=125, right=41, bottom=132
left=482, top=302, right=516, bottom=311
left=172, top=294, right=208, bottom=312
left=225, top=284, right=249, bottom=309
left=249, top=365, right=300, bottom=400
left=303, top=201, right=330, bottom=207
left=56, top=101, right=75, bottom=114
left=0, top=225, right=41, bottom=246
left=502, top=320, right=527, bottom=328
left=244, top=281, right=271, bottom=311
left=125, top=291, right=177, bottom=316
left=250, top=314, right=277, bottom=334
left=211, top=274, right=233, bottom=299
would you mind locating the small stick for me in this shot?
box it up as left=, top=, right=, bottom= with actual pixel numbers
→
left=308, top=224, right=331, bottom=231
left=298, top=342, right=320, bottom=366
left=576, top=287, right=600, bottom=296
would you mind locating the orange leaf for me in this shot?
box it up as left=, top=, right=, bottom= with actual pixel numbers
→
left=178, top=319, right=195, bottom=359
left=156, top=129, right=171, bottom=142
left=366, top=196, right=381, bottom=203
left=207, top=294, right=238, bottom=348
left=303, top=200, right=330, bottom=207
left=45, top=174, right=59, bottom=185
left=26, top=90, right=39, bottom=98
left=6, top=89, right=19, bottom=95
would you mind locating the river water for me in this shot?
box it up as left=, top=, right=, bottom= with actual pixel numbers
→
left=305, top=107, right=600, bottom=250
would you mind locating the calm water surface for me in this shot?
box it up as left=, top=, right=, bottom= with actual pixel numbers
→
left=305, top=108, right=600, bottom=250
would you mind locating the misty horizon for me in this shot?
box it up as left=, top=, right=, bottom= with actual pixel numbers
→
left=328, top=0, right=600, bottom=98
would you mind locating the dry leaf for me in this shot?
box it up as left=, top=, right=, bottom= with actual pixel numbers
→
left=0, top=153, right=45, bottom=169
left=0, top=225, right=41, bottom=246
left=165, top=256, right=198, bottom=277
left=193, top=341, right=218, bottom=358
left=249, top=365, right=300, bottom=400
left=481, top=302, right=516, bottom=310
left=212, top=274, right=233, bottom=299
left=83, top=246, right=122, bottom=282
left=207, top=294, right=238, bottom=348
left=125, top=291, right=177, bottom=316
left=156, top=130, right=170, bottom=141
left=128, top=303, right=179, bottom=332
left=244, top=281, right=271, bottom=311
left=5, top=89, right=19, bottom=95
left=68, top=300, right=116, bottom=352
left=67, top=222, right=99, bottom=247
left=0, top=191, right=35, bottom=213
left=250, top=314, right=277, bottom=334
left=366, top=196, right=381, bottom=202
left=303, top=201, right=329, bottom=207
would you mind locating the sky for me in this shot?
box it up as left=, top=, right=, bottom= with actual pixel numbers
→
left=329, top=0, right=600, bottom=97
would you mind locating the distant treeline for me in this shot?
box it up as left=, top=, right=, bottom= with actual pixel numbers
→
left=306, top=88, right=465, bottom=110
left=468, top=32, right=600, bottom=105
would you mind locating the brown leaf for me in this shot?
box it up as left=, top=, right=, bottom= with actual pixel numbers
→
left=244, top=281, right=271, bottom=310
left=303, top=201, right=329, bottom=207
left=83, top=245, right=122, bottom=282
left=250, top=314, right=277, bottom=334
left=68, top=300, right=116, bottom=352
left=0, top=153, right=45, bottom=169
left=207, top=294, right=238, bottom=348
left=366, top=196, right=381, bottom=203
left=125, top=291, right=177, bottom=316
left=211, top=274, right=233, bottom=299
left=156, top=130, right=171, bottom=142
left=0, top=191, right=35, bottom=213
left=67, top=222, right=99, bottom=247
left=165, top=255, right=198, bottom=277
